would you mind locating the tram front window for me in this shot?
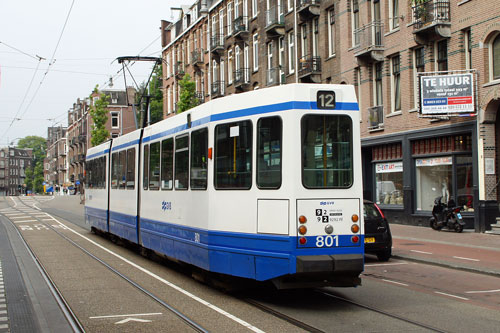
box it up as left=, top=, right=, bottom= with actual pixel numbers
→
left=301, top=115, right=353, bottom=188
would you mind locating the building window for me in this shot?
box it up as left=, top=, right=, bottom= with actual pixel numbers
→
left=252, top=0, right=258, bottom=17
left=328, top=8, right=336, bottom=57
left=219, top=9, right=224, bottom=41
left=351, top=0, right=360, bottom=46
left=288, top=32, right=295, bottom=74
left=391, top=55, right=401, bottom=113
left=227, top=3, right=233, bottom=35
left=288, top=0, right=293, bottom=12
left=244, top=44, right=250, bottom=82
left=464, top=29, right=472, bottom=70
left=390, top=0, right=399, bottom=30
left=279, top=37, right=285, bottom=83
left=436, top=40, right=448, bottom=72
left=374, top=62, right=383, bottom=106
left=313, top=18, right=319, bottom=57
left=301, top=24, right=307, bottom=58
left=253, top=33, right=259, bottom=71
left=355, top=68, right=362, bottom=119
left=228, top=50, right=233, bottom=84
left=111, top=112, right=119, bottom=129
left=492, top=33, right=500, bottom=80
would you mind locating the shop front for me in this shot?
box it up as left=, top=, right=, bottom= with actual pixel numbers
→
left=362, top=121, right=480, bottom=230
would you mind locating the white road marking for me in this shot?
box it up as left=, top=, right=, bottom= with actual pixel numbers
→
left=90, top=312, right=162, bottom=319
left=365, top=262, right=409, bottom=267
left=13, top=220, right=38, bottom=223
left=46, top=214, right=265, bottom=333
left=434, top=291, right=469, bottom=301
left=10, top=216, right=31, bottom=219
left=410, top=250, right=433, bottom=255
left=465, top=289, right=500, bottom=294
left=115, top=318, right=152, bottom=324
left=452, top=256, right=480, bottom=262
left=382, top=279, right=409, bottom=287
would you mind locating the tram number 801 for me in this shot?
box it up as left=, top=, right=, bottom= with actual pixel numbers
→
left=316, top=235, right=339, bottom=247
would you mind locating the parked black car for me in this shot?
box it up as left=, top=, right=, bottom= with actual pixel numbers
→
left=363, top=200, right=392, bottom=261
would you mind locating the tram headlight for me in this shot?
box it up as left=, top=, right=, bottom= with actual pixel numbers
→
left=298, top=225, right=307, bottom=235
left=351, top=214, right=359, bottom=223
left=351, top=224, right=360, bottom=233
left=299, top=215, right=307, bottom=224
left=325, top=224, right=333, bottom=234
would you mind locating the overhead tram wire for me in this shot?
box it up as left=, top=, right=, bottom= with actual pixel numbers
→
left=0, top=41, right=40, bottom=61
left=7, top=0, right=76, bottom=133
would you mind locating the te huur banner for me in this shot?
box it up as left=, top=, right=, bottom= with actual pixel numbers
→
left=420, top=73, right=474, bottom=115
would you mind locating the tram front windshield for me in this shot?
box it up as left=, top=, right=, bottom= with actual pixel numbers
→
left=302, top=115, right=353, bottom=189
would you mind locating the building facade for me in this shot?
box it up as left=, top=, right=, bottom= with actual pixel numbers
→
left=161, top=0, right=500, bottom=231
left=0, top=147, right=33, bottom=196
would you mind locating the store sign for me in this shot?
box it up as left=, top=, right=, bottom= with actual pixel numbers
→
left=420, top=73, right=474, bottom=115
left=416, top=156, right=452, bottom=167
left=376, top=162, right=403, bottom=173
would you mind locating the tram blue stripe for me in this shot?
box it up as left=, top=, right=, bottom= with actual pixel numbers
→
left=111, top=140, right=140, bottom=152
left=86, top=149, right=109, bottom=160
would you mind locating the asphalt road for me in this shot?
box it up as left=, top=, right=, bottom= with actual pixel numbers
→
left=1, top=195, right=499, bottom=332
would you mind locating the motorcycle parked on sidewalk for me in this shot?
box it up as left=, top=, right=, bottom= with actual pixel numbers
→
left=429, top=197, right=465, bottom=233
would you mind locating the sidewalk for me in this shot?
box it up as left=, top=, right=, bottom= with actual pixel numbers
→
left=390, top=224, right=500, bottom=277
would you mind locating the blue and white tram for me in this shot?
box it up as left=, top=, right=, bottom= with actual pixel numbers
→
left=86, top=84, right=364, bottom=288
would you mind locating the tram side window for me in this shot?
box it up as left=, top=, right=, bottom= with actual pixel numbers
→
left=143, top=145, right=149, bottom=190
left=161, top=138, right=173, bottom=190
left=257, top=117, right=282, bottom=189
left=215, top=120, right=252, bottom=189
left=119, top=150, right=126, bottom=189
left=111, top=152, right=119, bottom=189
left=175, top=135, right=189, bottom=190
left=190, top=128, right=208, bottom=190
left=86, top=159, right=93, bottom=189
left=149, top=142, right=160, bottom=190
left=126, top=148, right=135, bottom=189
left=301, top=115, right=353, bottom=188
left=100, top=156, right=106, bottom=189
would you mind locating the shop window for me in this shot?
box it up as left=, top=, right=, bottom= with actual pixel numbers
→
left=416, top=156, right=452, bottom=211
left=456, top=156, right=474, bottom=211
left=375, top=161, right=403, bottom=205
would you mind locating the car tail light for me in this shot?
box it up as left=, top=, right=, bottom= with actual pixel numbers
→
left=351, top=235, right=359, bottom=243
left=454, top=208, right=461, bottom=213
left=374, top=203, right=385, bottom=219
left=299, top=237, right=307, bottom=245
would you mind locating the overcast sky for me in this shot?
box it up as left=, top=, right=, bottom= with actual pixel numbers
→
left=0, top=0, right=181, bottom=146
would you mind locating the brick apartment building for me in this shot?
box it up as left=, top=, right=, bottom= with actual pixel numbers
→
left=0, top=147, right=33, bottom=196
left=65, top=87, right=137, bottom=187
left=161, top=0, right=500, bottom=231
left=45, top=126, right=68, bottom=191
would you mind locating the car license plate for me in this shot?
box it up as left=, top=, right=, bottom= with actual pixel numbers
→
left=457, top=213, right=462, bottom=219
left=364, top=237, right=375, bottom=243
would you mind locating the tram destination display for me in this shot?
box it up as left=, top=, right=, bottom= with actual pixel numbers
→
left=420, top=73, right=474, bottom=115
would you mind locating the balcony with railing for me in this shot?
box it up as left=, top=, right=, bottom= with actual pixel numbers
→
left=265, top=6, right=285, bottom=37
left=298, top=56, right=321, bottom=82
left=353, top=21, right=384, bottom=63
left=412, top=0, right=450, bottom=43
left=211, top=81, right=225, bottom=98
left=234, top=68, right=250, bottom=89
left=191, top=49, right=204, bottom=67
left=368, top=106, right=384, bottom=130
left=195, top=92, right=205, bottom=105
left=233, top=16, right=249, bottom=38
left=297, top=0, right=320, bottom=19
left=174, top=62, right=185, bottom=78
left=210, top=34, right=225, bottom=54
left=266, top=67, right=284, bottom=87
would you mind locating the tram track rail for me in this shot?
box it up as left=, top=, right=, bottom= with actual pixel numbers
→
left=8, top=197, right=209, bottom=333
left=316, top=289, right=447, bottom=333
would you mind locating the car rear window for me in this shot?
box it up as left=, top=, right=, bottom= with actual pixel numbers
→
left=364, top=203, right=382, bottom=219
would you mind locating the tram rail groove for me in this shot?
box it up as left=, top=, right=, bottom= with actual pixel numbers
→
left=12, top=198, right=209, bottom=333
left=316, top=289, right=447, bottom=333
left=6, top=205, right=85, bottom=332
left=242, top=297, right=325, bottom=333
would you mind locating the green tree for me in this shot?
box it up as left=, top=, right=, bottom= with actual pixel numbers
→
left=136, top=65, right=163, bottom=125
left=177, top=74, right=199, bottom=113
left=17, top=136, right=46, bottom=193
left=90, top=86, right=110, bottom=146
